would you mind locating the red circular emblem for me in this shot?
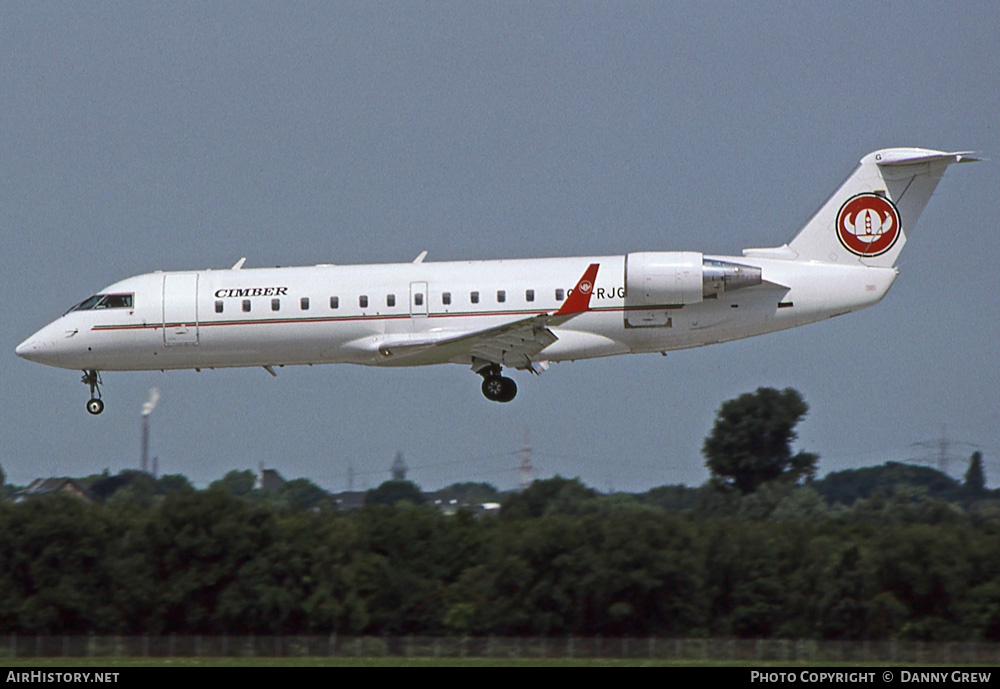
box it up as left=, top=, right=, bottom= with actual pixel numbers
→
left=579, top=281, right=592, bottom=293
left=836, top=193, right=901, bottom=257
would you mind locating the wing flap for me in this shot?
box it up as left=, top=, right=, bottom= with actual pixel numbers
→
left=379, top=313, right=558, bottom=368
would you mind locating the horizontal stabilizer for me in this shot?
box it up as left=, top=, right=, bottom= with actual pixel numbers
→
left=875, top=149, right=980, bottom=167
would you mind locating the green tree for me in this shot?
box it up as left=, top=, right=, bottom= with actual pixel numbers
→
left=816, top=544, right=875, bottom=639
left=0, top=497, right=127, bottom=633
left=961, top=580, right=1000, bottom=641
left=365, top=480, right=425, bottom=507
left=814, top=462, right=959, bottom=507
left=500, top=476, right=598, bottom=519
left=89, top=470, right=151, bottom=502
left=208, top=469, right=256, bottom=496
left=702, top=387, right=818, bottom=494
left=439, top=482, right=502, bottom=505
left=965, top=451, right=987, bottom=495
left=156, top=474, right=195, bottom=496
left=105, top=475, right=157, bottom=509
left=273, top=478, right=335, bottom=511
left=636, top=484, right=700, bottom=513
left=768, top=486, right=829, bottom=522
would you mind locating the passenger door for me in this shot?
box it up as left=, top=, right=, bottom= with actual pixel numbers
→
left=162, top=273, right=200, bottom=345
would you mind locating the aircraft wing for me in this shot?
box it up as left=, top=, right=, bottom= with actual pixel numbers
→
left=376, top=264, right=600, bottom=370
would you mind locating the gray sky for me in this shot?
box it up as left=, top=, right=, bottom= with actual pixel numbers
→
left=4, top=2, right=999, bottom=493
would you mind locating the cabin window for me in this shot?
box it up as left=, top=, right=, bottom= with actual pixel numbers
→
left=555, top=289, right=565, bottom=301
left=215, top=300, right=224, bottom=313
left=242, top=300, right=251, bottom=312
left=497, top=290, right=506, bottom=303
left=359, top=295, right=368, bottom=308
left=470, top=291, right=480, bottom=304
left=301, top=297, right=310, bottom=310
left=414, top=293, right=424, bottom=307
left=330, top=296, right=339, bottom=309
left=442, top=292, right=451, bottom=305
left=271, top=298, right=281, bottom=311
left=387, top=294, right=396, bottom=307
left=526, top=289, right=535, bottom=302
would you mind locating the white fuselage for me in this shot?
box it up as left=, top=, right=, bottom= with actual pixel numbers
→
left=16, top=252, right=896, bottom=373
left=16, top=147, right=972, bottom=411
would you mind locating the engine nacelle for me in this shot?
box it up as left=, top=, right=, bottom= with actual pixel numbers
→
left=624, top=252, right=761, bottom=327
left=626, top=251, right=704, bottom=306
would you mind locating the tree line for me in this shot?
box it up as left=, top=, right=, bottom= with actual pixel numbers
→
left=1, top=473, right=999, bottom=640
left=1, top=387, right=997, bottom=640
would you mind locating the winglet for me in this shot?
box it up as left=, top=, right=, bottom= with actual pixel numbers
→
left=554, top=263, right=599, bottom=316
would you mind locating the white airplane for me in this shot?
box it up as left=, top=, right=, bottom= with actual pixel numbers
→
left=17, top=147, right=977, bottom=414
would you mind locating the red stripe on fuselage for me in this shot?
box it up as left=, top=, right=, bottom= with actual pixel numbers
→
left=89, top=301, right=684, bottom=332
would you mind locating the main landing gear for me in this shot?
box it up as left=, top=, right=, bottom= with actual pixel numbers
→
left=478, top=364, right=517, bottom=403
left=82, top=369, right=104, bottom=415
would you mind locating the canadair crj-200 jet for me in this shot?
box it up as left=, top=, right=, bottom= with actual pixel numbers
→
left=17, top=148, right=978, bottom=414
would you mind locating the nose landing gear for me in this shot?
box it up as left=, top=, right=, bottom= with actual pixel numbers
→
left=81, top=370, right=104, bottom=415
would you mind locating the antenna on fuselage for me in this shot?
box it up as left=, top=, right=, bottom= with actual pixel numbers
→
left=231, top=257, right=247, bottom=270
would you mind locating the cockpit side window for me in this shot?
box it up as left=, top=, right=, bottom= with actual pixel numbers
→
left=67, top=295, right=101, bottom=313
left=68, top=293, right=134, bottom=313
left=95, top=294, right=133, bottom=309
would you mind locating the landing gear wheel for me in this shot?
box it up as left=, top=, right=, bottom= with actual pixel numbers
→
left=482, top=375, right=517, bottom=403
left=81, top=369, right=104, bottom=416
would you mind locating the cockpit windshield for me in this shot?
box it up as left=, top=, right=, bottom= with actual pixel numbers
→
left=66, top=293, right=134, bottom=314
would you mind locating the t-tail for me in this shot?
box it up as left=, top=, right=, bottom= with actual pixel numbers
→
left=745, top=148, right=979, bottom=268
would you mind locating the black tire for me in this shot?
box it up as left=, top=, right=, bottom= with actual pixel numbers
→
left=498, top=376, right=517, bottom=402
left=482, top=376, right=504, bottom=401
left=86, top=398, right=104, bottom=415
left=482, top=375, right=517, bottom=403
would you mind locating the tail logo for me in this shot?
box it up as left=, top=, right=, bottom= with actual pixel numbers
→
left=836, top=193, right=901, bottom=257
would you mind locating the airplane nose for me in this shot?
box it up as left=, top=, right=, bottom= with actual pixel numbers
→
left=15, top=323, right=77, bottom=366
left=16, top=334, right=44, bottom=362
left=16, top=335, right=32, bottom=356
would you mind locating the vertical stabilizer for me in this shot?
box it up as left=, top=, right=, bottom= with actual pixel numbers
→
left=753, top=148, right=978, bottom=267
